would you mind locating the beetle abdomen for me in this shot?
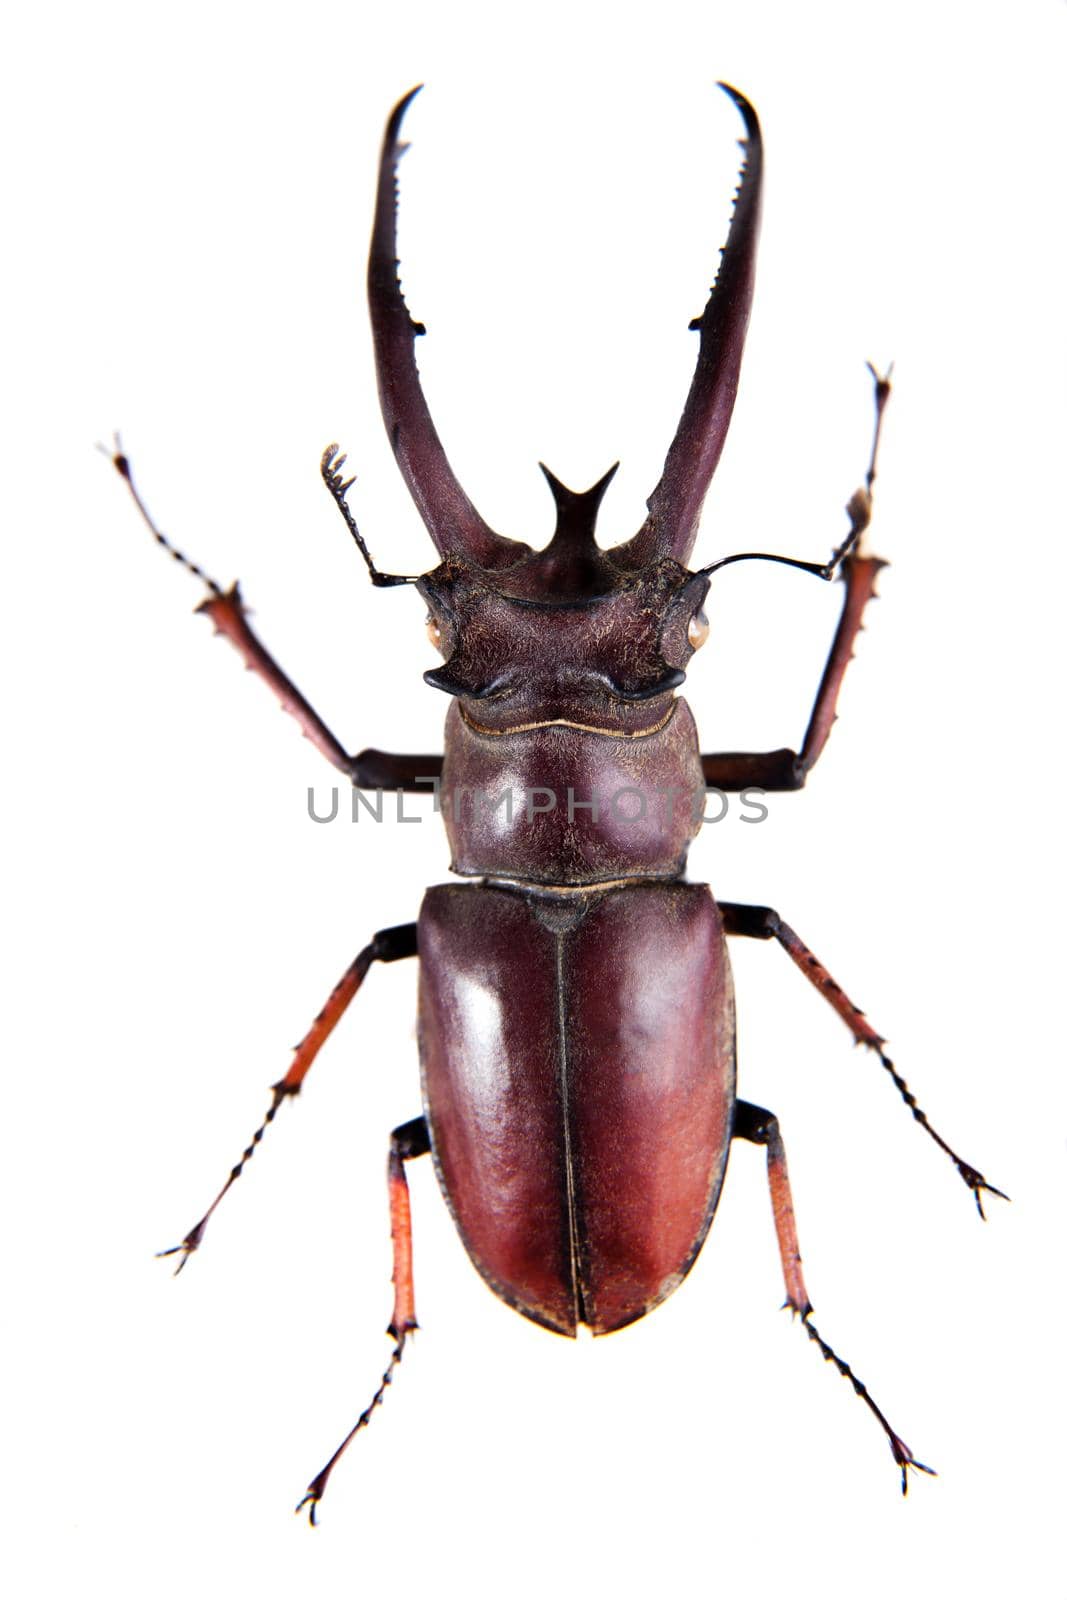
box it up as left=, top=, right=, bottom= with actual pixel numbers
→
left=417, top=880, right=735, bottom=1335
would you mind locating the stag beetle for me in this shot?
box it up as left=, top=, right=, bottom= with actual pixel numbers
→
left=108, top=84, right=1005, bottom=1520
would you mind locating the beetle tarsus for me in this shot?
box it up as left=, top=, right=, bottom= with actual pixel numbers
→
left=158, top=1084, right=292, bottom=1268
left=104, top=437, right=225, bottom=596
left=800, top=1312, right=935, bottom=1494
left=295, top=1489, right=320, bottom=1527
left=808, top=361, right=893, bottom=577
left=863, top=362, right=894, bottom=500
left=870, top=1042, right=1009, bottom=1216
left=156, top=1229, right=202, bottom=1276
left=956, top=1162, right=1010, bottom=1220
left=888, top=1432, right=937, bottom=1496
left=297, top=1337, right=407, bottom=1525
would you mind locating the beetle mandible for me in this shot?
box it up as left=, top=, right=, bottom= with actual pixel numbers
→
left=107, top=83, right=1005, bottom=1521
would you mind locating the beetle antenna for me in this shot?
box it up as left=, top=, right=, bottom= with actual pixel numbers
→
left=700, top=491, right=870, bottom=582
left=320, top=444, right=419, bottom=587
left=701, top=363, right=894, bottom=583
left=99, top=435, right=224, bottom=595
left=700, top=549, right=836, bottom=581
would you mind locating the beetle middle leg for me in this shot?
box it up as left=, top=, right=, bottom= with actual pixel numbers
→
left=297, top=1115, right=430, bottom=1525
left=721, top=902, right=1007, bottom=1214
left=733, top=1099, right=934, bottom=1493
left=158, top=923, right=418, bottom=1270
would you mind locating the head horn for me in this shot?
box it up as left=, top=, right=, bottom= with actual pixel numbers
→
left=612, top=84, right=763, bottom=569
left=538, top=460, right=619, bottom=551
left=368, top=88, right=530, bottom=570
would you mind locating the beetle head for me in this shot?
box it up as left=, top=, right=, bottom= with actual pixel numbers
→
left=416, top=463, right=710, bottom=731
left=341, top=83, right=767, bottom=728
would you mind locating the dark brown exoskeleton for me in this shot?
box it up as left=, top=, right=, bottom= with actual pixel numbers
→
left=107, top=84, right=1005, bottom=1520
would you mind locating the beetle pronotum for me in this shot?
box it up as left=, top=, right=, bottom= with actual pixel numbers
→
left=107, top=83, right=1004, bottom=1521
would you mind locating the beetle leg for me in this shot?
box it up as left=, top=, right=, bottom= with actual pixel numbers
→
left=191, top=584, right=443, bottom=793
left=722, top=903, right=1008, bottom=1216
left=346, top=750, right=443, bottom=792
left=158, top=924, right=417, bottom=1272
left=297, top=1115, right=431, bottom=1526
left=733, top=1099, right=935, bottom=1494
left=701, top=368, right=891, bottom=792
left=104, top=443, right=442, bottom=790
left=700, top=551, right=885, bottom=791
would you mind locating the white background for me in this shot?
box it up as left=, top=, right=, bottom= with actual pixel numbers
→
left=3, top=1, right=1064, bottom=1595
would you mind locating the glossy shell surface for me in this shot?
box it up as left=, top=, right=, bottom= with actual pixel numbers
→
left=417, top=879, right=735, bottom=1334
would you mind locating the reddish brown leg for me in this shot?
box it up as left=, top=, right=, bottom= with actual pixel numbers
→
left=722, top=903, right=1007, bottom=1216
left=103, top=442, right=441, bottom=792
left=297, top=1116, right=430, bottom=1526
left=158, top=924, right=417, bottom=1272
left=733, top=1099, right=934, bottom=1494
left=702, top=367, right=891, bottom=793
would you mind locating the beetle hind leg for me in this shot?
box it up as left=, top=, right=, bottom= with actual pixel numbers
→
left=734, top=1099, right=935, bottom=1494
left=297, top=1115, right=431, bottom=1526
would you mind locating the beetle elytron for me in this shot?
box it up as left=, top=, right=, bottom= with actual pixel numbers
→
left=109, top=83, right=1004, bottom=1520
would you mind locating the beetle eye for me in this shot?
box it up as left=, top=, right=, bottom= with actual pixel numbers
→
left=687, top=609, right=710, bottom=650
left=426, top=615, right=443, bottom=653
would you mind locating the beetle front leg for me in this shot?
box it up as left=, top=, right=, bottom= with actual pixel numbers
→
left=189, top=582, right=443, bottom=792
left=104, top=444, right=442, bottom=791
left=702, top=367, right=890, bottom=793
left=297, top=1115, right=430, bottom=1526
left=733, top=1099, right=934, bottom=1494
left=159, top=923, right=418, bottom=1271
left=722, top=903, right=1007, bottom=1215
